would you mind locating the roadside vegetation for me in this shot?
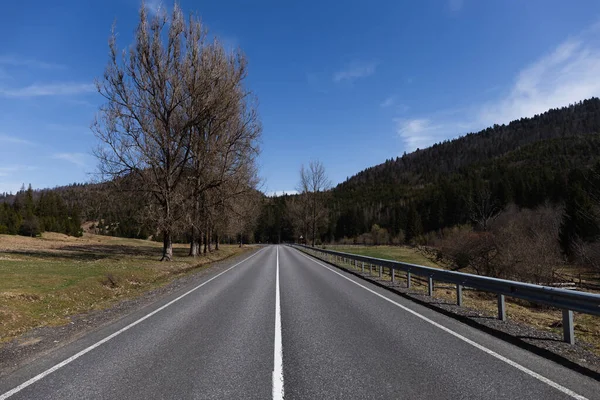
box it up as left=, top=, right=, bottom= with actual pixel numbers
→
left=0, top=232, right=251, bottom=343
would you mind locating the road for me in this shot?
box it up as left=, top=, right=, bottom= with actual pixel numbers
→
left=1, top=245, right=599, bottom=399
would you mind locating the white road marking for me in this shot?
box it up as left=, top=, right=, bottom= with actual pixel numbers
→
left=272, top=246, right=285, bottom=400
left=0, top=248, right=266, bottom=400
left=293, top=248, right=588, bottom=400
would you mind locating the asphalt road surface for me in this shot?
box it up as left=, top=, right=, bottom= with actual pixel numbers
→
left=1, top=245, right=599, bottom=399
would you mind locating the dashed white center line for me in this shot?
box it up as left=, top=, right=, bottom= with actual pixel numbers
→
left=273, top=246, right=285, bottom=400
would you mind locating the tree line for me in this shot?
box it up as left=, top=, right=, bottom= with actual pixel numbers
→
left=253, top=99, right=600, bottom=280
left=0, top=185, right=82, bottom=237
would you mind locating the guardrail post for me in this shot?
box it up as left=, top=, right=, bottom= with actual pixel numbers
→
left=456, top=284, right=463, bottom=306
left=369, top=263, right=373, bottom=275
left=391, top=267, right=395, bottom=284
left=361, top=261, right=365, bottom=273
left=562, top=309, right=575, bottom=345
left=497, top=294, right=506, bottom=321
left=379, top=265, right=383, bottom=278
left=428, top=276, right=434, bottom=296
left=407, top=271, right=411, bottom=288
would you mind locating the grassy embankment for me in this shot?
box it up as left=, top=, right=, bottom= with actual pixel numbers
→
left=0, top=232, right=251, bottom=343
left=325, top=245, right=600, bottom=354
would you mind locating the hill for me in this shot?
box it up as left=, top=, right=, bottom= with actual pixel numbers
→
left=326, top=98, right=600, bottom=241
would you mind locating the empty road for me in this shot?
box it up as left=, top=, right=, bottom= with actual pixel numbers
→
left=1, top=245, right=599, bottom=399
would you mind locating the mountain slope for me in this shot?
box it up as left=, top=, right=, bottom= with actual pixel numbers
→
left=328, top=98, right=600, bottom=240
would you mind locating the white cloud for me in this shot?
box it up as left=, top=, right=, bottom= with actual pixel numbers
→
left=449, top=0, right=464, bottom=12
left=397, top=27, right=600, bottom=152
left=0, top=83, right=95, bottom=98
left=0, top=134, right=35, bottom=146
left=333, top=61, right=377, bottom=83
left=396, top=119, right=447, bottom=150
left=52, top=153, right=88, bottom=167
left=380, top=96, right=395, bottom=108
left=0, top=55, right=65, bottom=70
left=477, top=38, right=600, bottom=127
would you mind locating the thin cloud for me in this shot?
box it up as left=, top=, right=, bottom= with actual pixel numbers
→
left=477, top=38, right=600, bottom=127
left=52, top=153, right=88, bottom=167
left=0, top=134, right=35, bottom=146
left=145, top=0, right=164, bottom=16
left=397, top=26, right=600, bottom=151
left=45, top=123, right=88, bottom=133
left=0, top=83, right=95, bottom=98
left=0, top=55, right=65, bottom=70
left=0, top=165, right=37, bottom=177
left=333, top=61, right=378, bottom=83
left=396, top=119, right=447, bottom=150
left=381, top=96, right=396, bottom=108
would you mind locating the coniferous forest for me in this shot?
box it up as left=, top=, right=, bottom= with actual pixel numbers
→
left=254, top=98, right=600, bottom=281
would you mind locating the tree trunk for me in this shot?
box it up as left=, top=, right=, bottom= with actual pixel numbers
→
left=203, top=231, right=208, bottom=254
left=215, top=233, right=220, bottom=250
left=189, top=226, right=199, bottom=257
left=208, top=228, right=213, bottom=253
left=312, top=195, right=317, bottom=247
left=161, top=231, right=173, bottom=261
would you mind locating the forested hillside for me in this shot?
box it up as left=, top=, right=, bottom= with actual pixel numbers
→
left=328, top=98, right=600, bottom=240
left=255, top=98, right=600, bottom=282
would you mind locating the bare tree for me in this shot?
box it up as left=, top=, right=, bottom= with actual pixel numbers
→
left=468, top=185, right=501, bottom=231
left=93, top=4, right=260, bottom=260
left=297, top=160, right=331, bottom=246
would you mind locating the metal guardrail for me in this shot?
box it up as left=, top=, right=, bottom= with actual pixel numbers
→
left=292, top=244, right=600, bottom=344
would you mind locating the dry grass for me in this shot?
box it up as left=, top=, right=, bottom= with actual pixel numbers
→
left=328, top=246, right=600, bottom=355
left=0, top=233, right=251, bottom=343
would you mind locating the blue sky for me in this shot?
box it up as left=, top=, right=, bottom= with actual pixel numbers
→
left=2, top=0, right=600, bottom=195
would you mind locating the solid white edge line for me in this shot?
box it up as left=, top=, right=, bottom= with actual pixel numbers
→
left=0, top=247, right=266, bottom=400
left=272, top=246, right=285, bottom=400
left=292, top=248, right=588, bottom=400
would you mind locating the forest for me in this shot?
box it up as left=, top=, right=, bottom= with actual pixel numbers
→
left=254, top=98, right=600, bottom=282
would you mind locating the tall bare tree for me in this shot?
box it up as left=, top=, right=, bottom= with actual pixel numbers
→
left=297, top=160, right=331, bottom=246
left=185, top=40, right=261, bottom=256
left=468, top=185, right=501, bottom=231
left=93, top=4, right=260, bottom=259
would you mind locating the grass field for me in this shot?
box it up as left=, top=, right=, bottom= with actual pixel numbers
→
left=0, top=232, right=250, bottom=343
left=326, top=245, right=600, bottom=354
